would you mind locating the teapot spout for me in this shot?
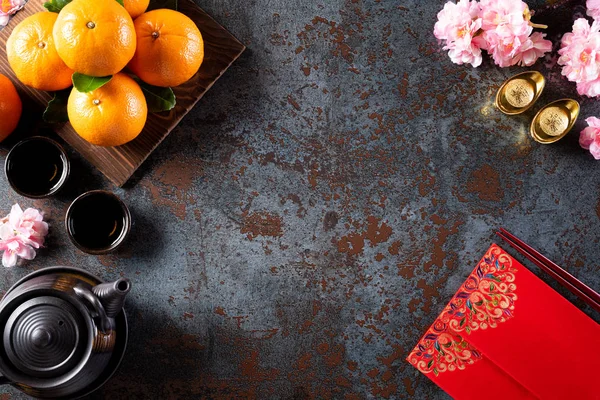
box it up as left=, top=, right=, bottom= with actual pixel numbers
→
left=92, top=278, right=131, bottom=318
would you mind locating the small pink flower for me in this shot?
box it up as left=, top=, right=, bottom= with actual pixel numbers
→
left=558, top=18, right=600, bottom=94
left=434, top=0, right=485, bottom=67
left=580, top=117, right=600, bottom=159
left=485, top=31, right=551, bottom=68
left=480, top=0, right=531, bottom=36
left=17, top=206, right=48, bottom=248
left=434, top=0, right=482, bottom=40
left=588, top=0, right=600, bottom=21
left=0, top=0, right=25, bottom=27
left=484, top=28, right=529, bottom=67
left=512, top=32, right=553, bottom=66
left=433, top=0, right=550, bottom=68
left=479, top=0, right=551, bottom=67
left=577, top=77, right=600, bottom=96
left=445, top=34, right=486, bottom=67
left=0, top=204, right=48, bottom=268
left=0, top=231, right=35, bottom=268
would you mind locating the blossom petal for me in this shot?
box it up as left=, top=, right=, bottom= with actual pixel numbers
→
left=32, top=221, right=49, bottom=236
left=8, top=204, right=23, bottom=228
left=588, top=0, right=600, bottom=21
left=19, top=236, right=39, bottom=248
left=16, top=244, right=35, bottom=260
left=589, top=141, right=600, bottom=159
left=22, top=208, right=43, bottom=222
left=0, top=224, right=12, bottom=241
left=2, top=250, right=17, bottom=268
left=586, top=116, right=600, bottom=128
left=580, top=127, right=596, bottom=149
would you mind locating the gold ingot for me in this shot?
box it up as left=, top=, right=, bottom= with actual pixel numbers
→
left=530, top=99, right=580, bottom=144
left=495, top=71, right=545, bottom=115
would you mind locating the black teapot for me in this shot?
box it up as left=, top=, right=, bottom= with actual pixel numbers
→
left=0, top=267, right=130, bottom=399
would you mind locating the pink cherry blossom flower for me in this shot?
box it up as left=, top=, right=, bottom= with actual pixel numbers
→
left=512, top=32, right=553, bottom=66
left=484, top=30, right=522, bottom=67
left=588, top=0, right=600, bottom=21
left=434, top=0, right=482, bottom=41
left=434, top=0, right=551, bottom=68
left=480, top=0, right=531, bottom=37
left=479, top=0, right=551, bottom=67
left=445, top=34, right=486, bottom=67
left=484, top=31, right=551, bottom=67
left=17, top=206, right=48, bottom=248
left=577, top=77, right=600, bottom=96
left=0, top=0, right=25, bottom=27
left=434, top=0, right=485, bottom=67
left=0, top=204, right=48, bottom=268
left=558, top=18, right=600, bottom=96
left=580, top=116, right=600, bottom=159
left=0, top=229, right=36, bottom=268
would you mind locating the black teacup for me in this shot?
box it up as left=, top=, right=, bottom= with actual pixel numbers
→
left=65, top=190, right=131, bottom=254
left=5, top=136, right=70, bottom=198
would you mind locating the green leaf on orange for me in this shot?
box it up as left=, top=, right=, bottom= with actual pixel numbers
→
left=115, top=0, right=124, bottom=6
left=43, top=0, right=72, bottom=13
left=72, top=73, right=112, bottom=93
left=43, top=90, right=70, bottom=124
left=136, top=80, right=176, bottom=113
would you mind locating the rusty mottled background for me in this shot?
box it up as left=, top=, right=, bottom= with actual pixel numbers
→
left=1, top=0, right=599, bottom=398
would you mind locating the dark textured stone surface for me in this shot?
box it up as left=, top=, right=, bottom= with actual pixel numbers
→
left=1, top=0, right=599, bottom=398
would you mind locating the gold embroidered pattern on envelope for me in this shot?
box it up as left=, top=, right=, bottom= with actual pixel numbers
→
left=407, top=245, right=518, bottom=375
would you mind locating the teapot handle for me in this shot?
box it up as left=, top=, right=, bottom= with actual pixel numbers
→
left=73, top=286, right=112, bottom=333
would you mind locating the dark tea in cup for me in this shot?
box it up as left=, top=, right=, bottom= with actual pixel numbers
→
left=5, top=136, right=70, bottom=198
left=66, top=190, right=131, bottom=254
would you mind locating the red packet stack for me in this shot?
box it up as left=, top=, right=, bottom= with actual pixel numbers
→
left=407, top=244, right=600, bottom=400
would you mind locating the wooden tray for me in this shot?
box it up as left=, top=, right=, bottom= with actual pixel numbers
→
left=0, top=0, right=245, bottom=186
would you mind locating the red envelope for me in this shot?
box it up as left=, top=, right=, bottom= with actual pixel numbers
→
left=407, top=244, right=600, bottom=400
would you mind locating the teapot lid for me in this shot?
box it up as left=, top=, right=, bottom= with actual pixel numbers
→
left=3, top=296, right=88, bottom=379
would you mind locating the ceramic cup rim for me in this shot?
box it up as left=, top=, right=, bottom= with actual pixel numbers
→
left=4, top=136, right=70, bottom=198
left=65, top=190, right=132, bottom=255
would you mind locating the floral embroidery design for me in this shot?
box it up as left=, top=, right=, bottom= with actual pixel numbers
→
left=407, top=245, right=518, bottom=375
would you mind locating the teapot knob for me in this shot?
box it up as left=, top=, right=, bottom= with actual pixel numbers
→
left=31, top=328, right=52, bottom=348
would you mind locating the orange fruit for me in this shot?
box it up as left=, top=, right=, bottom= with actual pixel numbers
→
left=123, top=0, right=149, bottom=19
left=6, top=12, right=74, bottom=91
left=128, top=9, right=203, bottom=87
left=53, top=0, right=136, bottom=77
left=67, top=73, right=147, bottom=147
left=0, top=74, right=22, bottom=142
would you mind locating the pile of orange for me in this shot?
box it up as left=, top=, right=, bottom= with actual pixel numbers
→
left=5, top=0, right=204, bottom=146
